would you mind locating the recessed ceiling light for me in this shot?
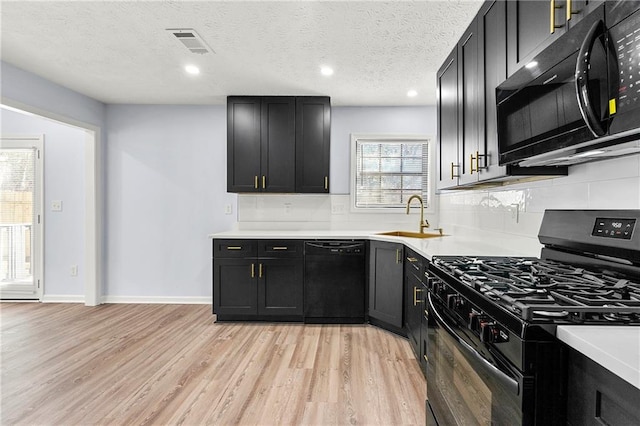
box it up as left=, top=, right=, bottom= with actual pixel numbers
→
left=525, top=61, right=538, bottom=69
left=185, top=65, right=200, bottom=75
left=320, top=66, right=334, bottom=76
left=407, top=90, right=418, bottom=97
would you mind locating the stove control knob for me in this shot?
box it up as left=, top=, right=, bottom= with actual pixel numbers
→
left=446, top=294, right=459, bottom=309
left=468, top=311, right=480, bottom=331
left=480, top=322, right=500, bottom=343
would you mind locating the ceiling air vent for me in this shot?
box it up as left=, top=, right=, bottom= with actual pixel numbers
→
left=166, top=28, right=214, bottom=55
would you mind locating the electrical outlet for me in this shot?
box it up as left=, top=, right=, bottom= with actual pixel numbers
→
left=284, top=203, right=292, bottom=215
left=51, top=200, right=63, bottom=212
left=70, top=265, right=78, bottom=276
left=224, top=204, right=233, bottom=215
left=331, top=203, right=346, bottom=215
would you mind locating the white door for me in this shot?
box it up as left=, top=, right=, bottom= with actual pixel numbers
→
left=0, top=136, right=43, bottom=300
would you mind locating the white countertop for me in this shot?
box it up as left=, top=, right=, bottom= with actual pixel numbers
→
left=557, top=326, right=640, bottom=390
left=209, top=228, right=640, bottom=388
left=209, top=227, right=542, bottom=260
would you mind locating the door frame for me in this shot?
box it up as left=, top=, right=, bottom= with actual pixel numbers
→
left=1, top=99, right=101, bottom=306
left=0, top=135, right=44, bottom=300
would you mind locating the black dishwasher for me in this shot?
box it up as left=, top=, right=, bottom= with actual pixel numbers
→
left=303, top=241, right=366, bottom=323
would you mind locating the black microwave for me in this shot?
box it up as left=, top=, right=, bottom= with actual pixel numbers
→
left=496, top=1, right=640, bottom=167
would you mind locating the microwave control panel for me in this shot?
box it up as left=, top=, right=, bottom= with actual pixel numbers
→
left=612, top=11, right=640, bottom=113
left=592, top=217, right=636, bottom=239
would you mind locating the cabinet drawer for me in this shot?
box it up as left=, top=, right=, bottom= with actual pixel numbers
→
left=405, top=249, right=425, bottom=280
left=258, top=240, right=303, bottom=258
left=213, top=239, right=258, bottom=258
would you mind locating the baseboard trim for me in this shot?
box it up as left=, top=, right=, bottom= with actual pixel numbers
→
left=41, top=295, right=85, bottom=303
left=100, top=296, right=210, bottom=305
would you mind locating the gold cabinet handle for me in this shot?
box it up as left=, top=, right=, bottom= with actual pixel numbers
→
left=423, top=354, right=428, bottom=363
left=272, top=247, right=288, bottom=250
left=259, top=263, right=263, bottom=278
left=324, top=176, right=328, bottom=190
left=566, top=0, right=574, bottom=21
left=407, top=257, right=418, bottom=263
left=262, top=175, right=266, bottom=189
left=450, top=163, right=460, bottom=179
left=251, top=263, right=255, bottom=278
left=550, top=0, right=563, bottom=33
left=226, top=246, right=242, bottom=250
left=413, top=287, right=423, bottom=306
left=254, top=176, right=258, bottom=189
left=396, top=249, right=401, bottom=264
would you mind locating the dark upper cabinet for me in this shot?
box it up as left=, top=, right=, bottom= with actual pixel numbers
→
left=368, top=240, right=404, bottom=332
left=506, top=0, right=603, bottom=77
left=262, top=97, right=296, bottom=192
left=227, top=97, right=262, bottom=192
left=436, top=48, right=459, bottom=190
left=295, top=96, right=331, bottom=193
left=227, top=96, right=330, bottom=194
left=457, top=18, right=480, bottom=186
left=477, top=0, right=508, bottom=181
left=227, top=96, right=295, bottom=193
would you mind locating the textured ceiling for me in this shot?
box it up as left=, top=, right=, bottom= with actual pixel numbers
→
left=0, top=1, right=483, bottom=106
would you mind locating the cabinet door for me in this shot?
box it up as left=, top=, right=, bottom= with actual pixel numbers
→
left=405, top=269, right=424, bottom=357
left=295, top=97, right=330, bottom=193
left=436, top=48, right=459, bottom=190
left=227, top=97, right=262, bottom=192
left=477, top=0, right=507, bottom=181
left=257, top=258, right=303, bottom=317
left=368, top=241, right=404, bottom=329
left=457, top=18, right=480, bottom=186
left=261, top=97, right=296, bottom=192
left=213, top=258, right=257, bottom=316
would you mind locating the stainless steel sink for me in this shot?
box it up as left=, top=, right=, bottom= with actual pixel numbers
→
left=377, top=230, right=445, bottom=239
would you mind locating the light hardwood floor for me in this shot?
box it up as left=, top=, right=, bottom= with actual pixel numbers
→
left=1, top=303, right=426, bottom=425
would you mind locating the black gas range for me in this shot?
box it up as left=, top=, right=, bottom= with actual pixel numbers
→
left=425, top=210, right=640, bottom=426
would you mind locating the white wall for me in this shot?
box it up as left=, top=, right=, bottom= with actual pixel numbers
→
left=104, top=105, right=236, bottom=300
left=439, top=154, right=640, bottom=240
left=237, top=106, right=439, bottom=231
left=1, top=109, right=86, bottom=297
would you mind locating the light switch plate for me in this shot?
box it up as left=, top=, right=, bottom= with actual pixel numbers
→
left=51, top=200, right=63, bottom=212
left=224, top=204, right=233, bottom=215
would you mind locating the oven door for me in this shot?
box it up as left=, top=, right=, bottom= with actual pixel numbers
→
left=426, top=293, right=525, bottom=425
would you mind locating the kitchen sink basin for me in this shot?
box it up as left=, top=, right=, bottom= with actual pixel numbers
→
left=377, top=230, right=445, bottom=239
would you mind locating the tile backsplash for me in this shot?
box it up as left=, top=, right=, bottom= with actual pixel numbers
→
left=439, top=154, right=640, bottom=238
left=236, top=154, right=640, bottom=238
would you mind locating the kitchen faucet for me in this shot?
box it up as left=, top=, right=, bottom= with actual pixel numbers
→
left=406, top=195, right=430, bottom=233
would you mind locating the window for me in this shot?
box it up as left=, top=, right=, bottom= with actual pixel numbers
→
left=351, top=135, right=431, bottom=211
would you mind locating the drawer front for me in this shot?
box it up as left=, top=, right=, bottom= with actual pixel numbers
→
left=213, top=239, right=257, bottom=258
left=257, top=240, right=303, bottom=258
left=405, top=249, right=425, bottom=280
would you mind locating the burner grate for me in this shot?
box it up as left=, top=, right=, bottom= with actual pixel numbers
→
left=433, top=256, right=640, bottom=324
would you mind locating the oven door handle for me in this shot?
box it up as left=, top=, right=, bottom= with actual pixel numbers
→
left=428, top=293, right=519, bottom=395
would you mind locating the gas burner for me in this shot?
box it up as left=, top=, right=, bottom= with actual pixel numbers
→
left=432, top=255, right=640, bottom=324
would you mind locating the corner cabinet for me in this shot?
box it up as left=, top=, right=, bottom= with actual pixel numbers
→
left=368, top=240, right=404, bottom=334
left=213, top=239, right=303, bottom=321
left=227, top=96, right=330, bottom=194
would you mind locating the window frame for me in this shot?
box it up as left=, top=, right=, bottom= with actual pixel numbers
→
left=349, top=133, right=435, bottom=214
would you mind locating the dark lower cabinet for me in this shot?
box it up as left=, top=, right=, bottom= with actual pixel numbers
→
left=566, top=347, right=640, bottom=425
left=405, top=250, right=426, bottom=358
left=213, top=239, right=303, bottom=321
left=368, top=240, right=404, bottom=333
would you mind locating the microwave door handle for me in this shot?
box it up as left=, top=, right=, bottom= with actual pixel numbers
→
left=575, top=19, right=607, bottom=137
left=428, top=293, right=519, bottom=394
